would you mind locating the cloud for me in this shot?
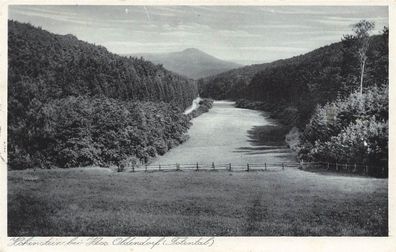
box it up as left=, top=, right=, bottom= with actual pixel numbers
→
left=240, top=24, right=313, bottom=29
left=286, top=29, right=348, bottom=37
left=10, top=8, right=93, bottom=25
left=11, top=6, right=78, bottom=18
left=258, top=7, right=332, bottom=15
left=216, top=30, right=263, bottom=38
left=106, top=41, right=182, bottom=46
left=235, top=46, right=309, bottom=52
left=314, top=16, right=388, bottom=27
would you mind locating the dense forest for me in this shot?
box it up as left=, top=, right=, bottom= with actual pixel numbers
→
left=199, top=22, right=388, bottom=176
left=8, top=21, right=200, bottom=170
left=198, top=61, right=283, bottom=100
left=199, top=32, right=388, bottom=127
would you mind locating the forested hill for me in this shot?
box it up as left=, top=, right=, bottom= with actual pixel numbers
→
left=198, top=33, right=388, bottom=127
left=8, top=20, right=197, bottom=109
left=197, top=47, right=328, bottom=100
left=8, top=20, right=199, bottom=170
left=198, top=59, right=284, bottom=99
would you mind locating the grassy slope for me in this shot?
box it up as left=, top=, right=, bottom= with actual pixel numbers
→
left=8, top=168, right=387, bottom=236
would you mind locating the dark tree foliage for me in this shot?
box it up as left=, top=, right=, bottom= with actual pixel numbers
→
left=200, top=32, right=388, bottom=128
left=8, top=96, right=192, bottom=169
left=8, top=20, right=199, bottom=169
left=299, top=85, right=388, bottom=176
left=186, top=99, right=214, bottom=120
left=198, top=60, right=288, bottom=99
left=8, top=20, right=197, bottom=109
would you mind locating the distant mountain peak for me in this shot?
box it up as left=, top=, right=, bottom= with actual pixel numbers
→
left=182, top=48, right=202, bottom=53
left=179, top=48, right=214, bottom=58
left=127, top=49, right=242, bottom=79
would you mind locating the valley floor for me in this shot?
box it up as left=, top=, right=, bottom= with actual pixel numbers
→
left=8, top=167, right=387, bottom=236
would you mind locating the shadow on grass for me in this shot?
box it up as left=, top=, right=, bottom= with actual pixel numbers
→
left=247, top=124, right=291, bottom=147
left=235, top=124, right=296, bottom=160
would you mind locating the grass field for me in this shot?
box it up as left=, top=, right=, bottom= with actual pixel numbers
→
left=8, top=167, right=387, bottom=236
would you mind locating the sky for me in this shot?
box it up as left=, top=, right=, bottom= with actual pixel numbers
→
left=9, top=5, right=388, bottom=65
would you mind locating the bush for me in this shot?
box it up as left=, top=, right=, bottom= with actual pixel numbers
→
left=118, top=157, right=139, bottom=172
left=299, top=85, right=388, bottom=175
left=314, top=117, right=387, bottom=163
left=187, top=98, right=214, bottom=119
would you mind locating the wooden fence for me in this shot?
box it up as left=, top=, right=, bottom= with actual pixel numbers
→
left=299, top=161, right=388, bottom=177
left=120, top=162, right=299, bottom=173
left=118, top=161, right=387, bottom=177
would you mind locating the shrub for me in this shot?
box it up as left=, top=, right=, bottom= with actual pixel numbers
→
left=299, top=85, right=388, bottom=174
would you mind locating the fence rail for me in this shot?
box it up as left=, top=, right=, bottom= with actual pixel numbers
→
left=117, top=161, right=387, bottom=177
left=299, top=161, right=387, bottom=177
left=120, top=162, right=294, bottom=173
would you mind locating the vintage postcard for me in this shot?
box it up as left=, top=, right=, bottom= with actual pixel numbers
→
left=1, top=0, right=395, bottom=251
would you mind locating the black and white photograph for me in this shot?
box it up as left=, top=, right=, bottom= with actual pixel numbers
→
left=4, top=2, right=392, bottom=244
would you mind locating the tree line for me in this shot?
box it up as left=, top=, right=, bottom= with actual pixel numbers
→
left=8, top=20, right=200, bottom=169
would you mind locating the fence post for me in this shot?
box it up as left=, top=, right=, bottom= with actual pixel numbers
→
left=345, top=163, right=348, bottom=172
left=327, top=162, right=330, bottom=170
left=354, top=163, right=357, bottom=173
left=247, top=163, right=250, bottom=172
left=229, top=163, right=232, bottom=171
left=335, top=162, right=338, bottom=171
left=196, top=162, right=199, bottom=171
left=282, top=163, right=284, bottom=171
left=159, top=164, right=161, bottom=171
left=212, top=162, right=215, bottom=170
left=265, top=162, right=267, bottom=171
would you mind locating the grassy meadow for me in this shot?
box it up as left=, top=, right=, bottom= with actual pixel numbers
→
left=8, top=167, right=387, bottom=236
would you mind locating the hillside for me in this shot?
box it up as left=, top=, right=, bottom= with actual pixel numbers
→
left=199, top=34, right=388, bottom=126
left=128, top=48, right=241, bottom=79
left=8, top=21, right=198, bottom=109
left=198, top=61, right=280, bottom=99
left=197, top=45, right=346, bottom=100
left=8, top=20, right=199, bottom=169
